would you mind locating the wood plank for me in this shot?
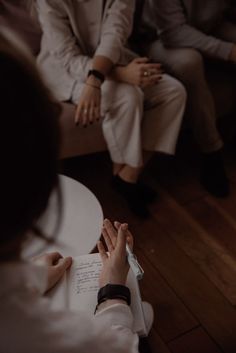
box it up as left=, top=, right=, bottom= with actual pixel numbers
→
left=135, top=247, right=198, bottom=342
left=144, top=181, right=236, bottom=305
left=131, top=218, right=236, bottom=353
left=62, top=154, right=236, bottom=352
left=148, top=329, right=172, bottom=353
left=205, top=184, right=236, bottom=228
left=148, top=153, right=206, bottom=206
left=186, top=197, right=236, bottom=260
left=168, top=327, right=222, bottom=353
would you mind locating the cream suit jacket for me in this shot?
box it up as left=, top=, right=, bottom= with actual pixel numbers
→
left=37, top=0, right=136, bottom=101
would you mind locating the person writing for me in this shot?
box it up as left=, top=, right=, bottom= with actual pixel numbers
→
left=0, top=29, right=152, bottom=353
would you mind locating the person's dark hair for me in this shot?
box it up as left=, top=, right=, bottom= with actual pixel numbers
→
left=0, top=30, right=61, bottom=252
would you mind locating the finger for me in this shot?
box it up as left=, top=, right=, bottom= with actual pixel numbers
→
left=88, top=105, right=95, bottom=124
left=114, top=221, right=121, bottom=230
left=103, top=219, right=117, bottom=247
left=82, top=106, right=89, bottom=127
left=134, top=57, right=149, bottom=64
left=102, top=226, right=115, bottom=253
left=97, top=240, right=108, bottom=263
left=126, top=233, right=134, bottom=251
left=148, top=68, right=163, bottom=75
left=114, top=222, right=134, bottom=250
left=116, top=223, right=128, bottom=255
left=148, top=74, right=163, bottom=83
left=142, top=63, right=162, bottom=70
left=75, top=105, right=83, bottom=125
left=94, top=106, right=101, bottom=121
left=141, top=75, right=162, bottom=87
left=55, top=256, right=72, bottom=273
left=46, top=252, right=63, bottom=265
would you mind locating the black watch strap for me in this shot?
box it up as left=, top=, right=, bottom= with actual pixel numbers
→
left=88, top=69, right=105, bottom=83
left=97, top=284, right=131, bottom=306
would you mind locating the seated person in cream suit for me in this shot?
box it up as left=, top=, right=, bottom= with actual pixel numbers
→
left=36, top=0, right=186, bottom=217
left=136, top=0, right=236, bottom=198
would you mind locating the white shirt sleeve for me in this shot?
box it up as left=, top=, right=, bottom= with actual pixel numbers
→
left=1, top=298, right=139, bottom=353
left=95, top=0, right=135, bottom=63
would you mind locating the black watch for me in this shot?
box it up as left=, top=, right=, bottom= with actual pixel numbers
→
left=97, top=284, right=131, bottom=306
left=87, top=69, right=105, bottom=83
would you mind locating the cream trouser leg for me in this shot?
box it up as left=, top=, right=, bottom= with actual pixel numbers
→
left=142, top=74, right=186, bottom=154
left=147, top=41, right=224, bottom=153
left=72, top=81, right=144, bottom=168
left=71, top=77, right=186, bottom=167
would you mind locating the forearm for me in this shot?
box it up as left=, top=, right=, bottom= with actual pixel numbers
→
left=95, top=0, right=135, bottom=64
left=108, top=65, right=125, bottom=82
left=91, top=56, right=114, bottom=77
left=161, top=25, right=233, bottom=61
left=94, top=303, right=139, bottom=352
left=151, top=0, right=233, bottom=60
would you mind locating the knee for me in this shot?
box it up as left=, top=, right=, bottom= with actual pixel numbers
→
left=166, top=76, right=187, bottom=105
left=124, top=85, right=144, bottom=108
left=174, top=49, right=205, bottom=84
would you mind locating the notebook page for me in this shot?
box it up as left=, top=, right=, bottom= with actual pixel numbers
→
left=67, top=253, right=146, bottom=335
left=67, top=253, right=101, bottom=313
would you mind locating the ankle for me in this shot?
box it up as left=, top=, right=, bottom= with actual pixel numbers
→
left=113, top=163, right=124, bottom=176
left=118, top=166, right=140, bottom=184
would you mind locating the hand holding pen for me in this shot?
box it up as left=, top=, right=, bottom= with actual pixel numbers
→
left=114, top=221, right=144, bottom=280
left=97, top=219, right=144, bottom=289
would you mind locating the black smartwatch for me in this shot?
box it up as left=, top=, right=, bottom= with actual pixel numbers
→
left=97, top=284, right=131, bottom=306
left=87, top=69, right=105, bottom=83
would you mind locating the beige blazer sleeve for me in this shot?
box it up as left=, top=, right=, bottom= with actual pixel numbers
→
left=150, top=0, right=233, bottom=60
left=95, top=0, right=135, bottom=63
left=37, top=0, right=92, bottom=78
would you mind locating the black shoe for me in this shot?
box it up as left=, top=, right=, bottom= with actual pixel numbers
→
left=112, top=175, right=150, bottom=218
left=200, top=150, right=230, bottom=198
left=136, top=181, right=157, bottom=203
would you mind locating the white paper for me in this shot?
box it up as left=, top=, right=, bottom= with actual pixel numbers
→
left=50, top=253, right=147, bottom=336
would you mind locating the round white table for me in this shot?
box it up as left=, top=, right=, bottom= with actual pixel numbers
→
left=23, top=175, right=103, bottom=258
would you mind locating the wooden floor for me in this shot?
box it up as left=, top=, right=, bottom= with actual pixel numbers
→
left=62, top=140, right=236, bottom=353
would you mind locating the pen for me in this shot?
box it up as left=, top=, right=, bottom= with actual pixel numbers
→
left=126, top=244, right=144, bottom=280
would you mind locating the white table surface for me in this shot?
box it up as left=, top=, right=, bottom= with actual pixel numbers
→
left=23, top=175, right=103, bottom=258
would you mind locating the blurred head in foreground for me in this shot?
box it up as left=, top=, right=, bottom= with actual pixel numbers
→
left=0, top=28, right=61, bottom=261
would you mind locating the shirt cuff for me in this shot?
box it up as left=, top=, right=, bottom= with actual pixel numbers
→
left=95, top=303, right=134, bottom=329
left=95, top=43, right=121, bottom=64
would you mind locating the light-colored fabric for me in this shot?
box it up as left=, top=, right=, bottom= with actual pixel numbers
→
left=72, top=74, right=186, bottom=162
left=37, top=0, right=186, bottom=164
left=143, top=0, right=233, bottom=60
left=144, top=12, right=236, bottom=152
left=0, top=0, right=42, bottom=55
left=147, top=42, right=223, bottom=153
left=142, top=74, right=186, bottom=154
left=37, top=0, right=136, bottom=101
left=0, top=261, right=139, bottom=353
left=71, top=80, right=143, bottom=166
